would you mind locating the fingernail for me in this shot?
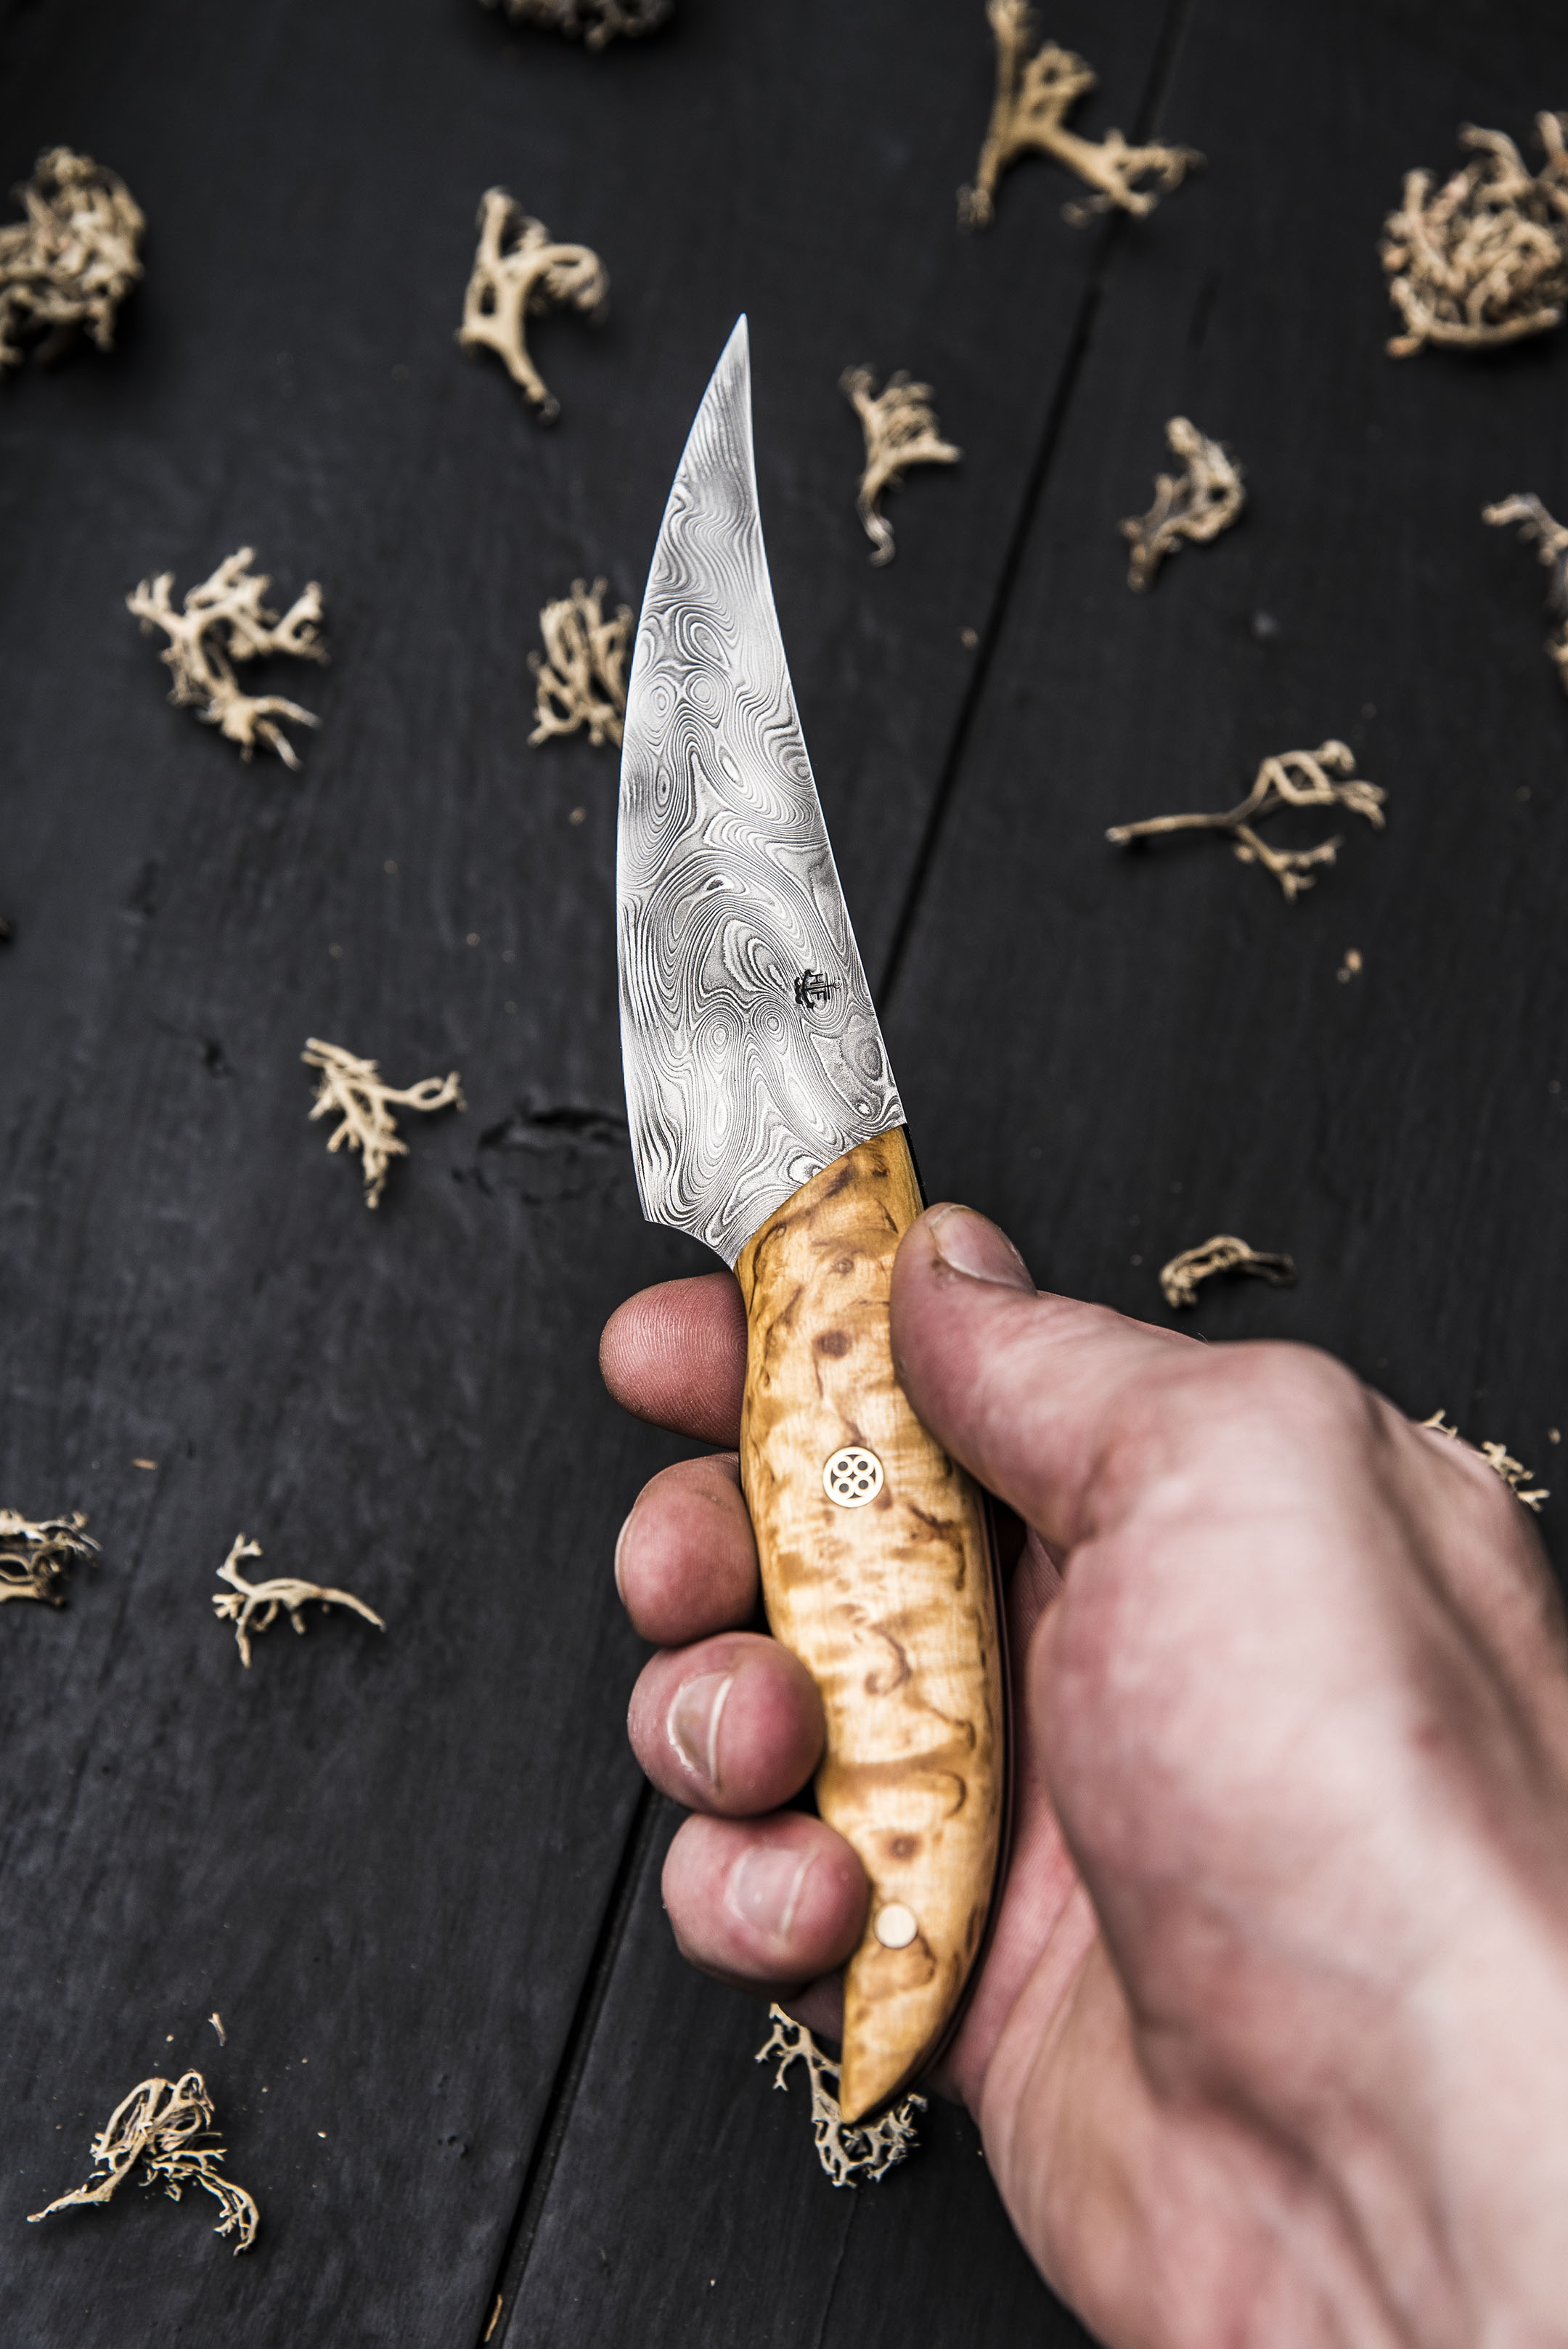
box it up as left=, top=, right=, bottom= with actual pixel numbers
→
left=928, top=1204, right=1034, bottom=1291
left=668, top=1670, right=734, bottom=1792
left=727, top=1844, right=814, bottom=1941
left=613, top=1505, right=635, bottom=1604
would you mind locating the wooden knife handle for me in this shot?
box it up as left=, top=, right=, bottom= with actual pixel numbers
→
left=734, top=1127, right=1007, bottom=2123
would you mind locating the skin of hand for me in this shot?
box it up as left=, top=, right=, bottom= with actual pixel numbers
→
left=601, top=1202, right=1568, bottom=2349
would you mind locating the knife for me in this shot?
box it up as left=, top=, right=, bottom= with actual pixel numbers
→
left=616, top=317, right=1005, bottom=2124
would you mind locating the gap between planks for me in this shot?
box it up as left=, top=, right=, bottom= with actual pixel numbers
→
left=476, top=1781, right=665, bottom=2346
left=876, top=0, right=1201, bottom=1013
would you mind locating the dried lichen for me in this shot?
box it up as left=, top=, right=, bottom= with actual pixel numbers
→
left=1120, top=417, right=1245, bottom=591
left=1421, top=1413, right=1548, bottom=1513
left=303, top=1037, right=465, bottom=1209
left=530, top=577, right=632, bottom=747
left=1159, top=1235, right=1297, bottom=1312
left=1381, top=115, right=1568, bottom=358
left=478, top=0, right=670, bottom=43
left=30, top=2071, right=258, bottom=2254
left=840, top=367, right=961, bottom=566
left=127, top=550, right=326, bottom=769
left=0, top=1511, right=98, bottom=1606
left=756, top=2005, right=925, bottom=2188
left=1483, top=493, right=1568, bottom=696
left=958, top=1, right=1200, bottom=232
left=1108, top=741, right=1387, bottom=902
left=458, top=189, right=608, bottom=422
left=213, top=1534, right=385, bottom=1669
left=0, top=147, right=144, bottom=375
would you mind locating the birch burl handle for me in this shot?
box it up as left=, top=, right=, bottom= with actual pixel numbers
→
left=734, top=1128, right=1006, bottom=2124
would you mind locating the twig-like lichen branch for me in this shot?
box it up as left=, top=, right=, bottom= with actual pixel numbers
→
left=302, top=1037, right=465, bottom=1209
left=478, top=0, right=670, bottom=44
left=458, top=189, right=608, bottom=422
left=756, top=2005, right=925, bottom=2187
left=1421, top=1413, right=1549, bottom=1513
left=530, top=578, right=632, bottom=746
left=1108, top=741, right=1387, bottom=903
left=0, top=147, right=144, bottom=375
left=840, top=367, right=961, bottom=566
left=126, top=550, right=326, bottom=769
left=958, top=0, right=1201, bottom=231
left=1121, top=417, right=1245, bottom=591
left=0, top=1510, right=98, bottom=1607
left=29, top=2071, right=258, bottom=2254
left=1483, top=492, right=1568, bottom=696
left=1159, top=1235, right=1297, bottom=1312
left=1380, top=115, right=1568, bottom=358
left=213, top=1535, right=386, bottom=1669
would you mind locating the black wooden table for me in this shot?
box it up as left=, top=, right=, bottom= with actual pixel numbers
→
left=3, top=1, right=1565, bottom=2340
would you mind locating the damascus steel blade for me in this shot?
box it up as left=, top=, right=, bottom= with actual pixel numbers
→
left=617, top=316, right=903, bottom=1266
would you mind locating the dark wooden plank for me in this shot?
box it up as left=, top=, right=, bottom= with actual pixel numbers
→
left=884, top=0, right=1568, bottom=1464
left=507, top=1804, right=1093, bottom=2349
left=0, top=0, right=1181, bottom=2339
left=515, top=3, right=1568, bottom=2344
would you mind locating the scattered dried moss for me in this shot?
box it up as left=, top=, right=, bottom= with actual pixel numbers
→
left=531, top=577, right=632, bottom=746
left=1381, top=115, right=1568, bottom=358
left=0, top=1510, right=98, bottom=1606
left=1120, top=418, right=1245, bottom=591
left=756, top=2006, right=925, bottom=2187
left=458, top=189, right=608, bottom=421
left=303, top=1037, right=465, bottom=1208
left=479, top=0, right=670, bottom=42
left=213, top=1535, right=385, bottom=1668
left=30, top=2071, right=258, bottom=2254
left=1483, top=492, right=1568, bottom=696
left=1421, top=1413, right=1548, bottom=1512
left=0, top=147, right=143, bottom=375
left=840, top=367, right=960, bottom=566
left=1108, top=741, right=1387, bottom=902
left=1159, top=1235, right=1297, bottom=1312
left=959, top=0, right=1200, bottom=231
left=127, top=550, right=326, bottom=769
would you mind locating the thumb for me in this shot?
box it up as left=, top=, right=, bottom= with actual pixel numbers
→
left=889, top=1204, right=1199, bottom=1551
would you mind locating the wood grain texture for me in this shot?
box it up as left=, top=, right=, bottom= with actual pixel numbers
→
left=735, top=1129, right=1005, bottom=2123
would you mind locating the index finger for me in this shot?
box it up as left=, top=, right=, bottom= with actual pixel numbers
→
left=600, top=1271, right=747, bottom=1445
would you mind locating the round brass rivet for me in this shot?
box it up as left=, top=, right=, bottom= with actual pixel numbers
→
left=874, top=1903, right=918, bottom=1950
left=823, top=1445, right=883, bottom=1507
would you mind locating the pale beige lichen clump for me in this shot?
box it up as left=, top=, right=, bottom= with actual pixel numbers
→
left=0, top=1511, right=98, bottom=1606
left=1121, top=418, right=1245, bottom=590
left=1159, top=1235, right=1297, bottom=1312
left=458, top=189, right=608, bottom=421
left=127, top=550, right=326, bottom=769
left=531, top=577, right=632, bottom=746
left=1483, top=493, right=1568, bottom=696
left=1108, top=741, right=1387, bottom=902
left=213, top=1534, right=385, bottom=1667
left=756, top=2005, right=926, bottom=2188
left=0, top=147, right=144, bottom=374
left=30, top=2071, right=258, bottom=2254
left=1421, top=1413, right=1548, bottom=1513
left=303, top=1037, right=465, bottom=1209
left=840, top=367, right=961, bottom=565
left=1381, top=115, right=1568, bottom=357
left=479, top=0, right=670, bottom=43
left=959, top=0, right=1200, bottom=231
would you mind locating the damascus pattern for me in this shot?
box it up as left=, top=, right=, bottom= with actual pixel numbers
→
left=617, top=316, right=903, bottom=1266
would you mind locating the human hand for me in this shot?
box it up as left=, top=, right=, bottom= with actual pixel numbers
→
left=602, top=1202, right=1568, bottom=2348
